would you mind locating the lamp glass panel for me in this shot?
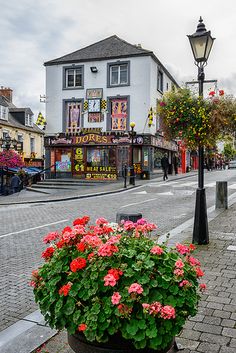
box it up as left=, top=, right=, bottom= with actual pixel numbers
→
left=190, top=35, right=208, bottom=61
left=205, top=36, right=214, bottom=61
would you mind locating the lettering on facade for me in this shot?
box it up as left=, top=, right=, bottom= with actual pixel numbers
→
left=73, top=134, right=113, bottom=145
left=85, top=173, right=117, bottom=180
left=74, top=147, right=85, bottom=173
left=51, top=138, right=72, bottom=145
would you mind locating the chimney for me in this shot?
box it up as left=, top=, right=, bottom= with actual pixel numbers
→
left=0, top=87, right=13, bottom=102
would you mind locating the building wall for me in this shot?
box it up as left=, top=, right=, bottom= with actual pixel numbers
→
left=45, top=55, right=176, bottom=135
left=0, top=125, right=44, bottom=159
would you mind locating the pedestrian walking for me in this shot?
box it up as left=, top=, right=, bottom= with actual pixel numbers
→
left=10, top=174, right=21, bottom=194
left=161, top=153, right=169, bottom=181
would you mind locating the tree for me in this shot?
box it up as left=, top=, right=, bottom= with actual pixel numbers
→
left=223, top=143, right=236, bottom=160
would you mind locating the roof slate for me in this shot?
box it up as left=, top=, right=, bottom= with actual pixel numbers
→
left=44, top=35, right=179, bottom=86
left=44, top=35, right=153, bottom=66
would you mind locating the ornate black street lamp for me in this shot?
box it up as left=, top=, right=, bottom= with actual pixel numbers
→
left=129, top=122, right=136, bottom=185
left=187, top=17, right=215, bottom=244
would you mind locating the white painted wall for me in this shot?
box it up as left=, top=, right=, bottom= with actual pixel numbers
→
left=45, top=55, right=176, bottom=135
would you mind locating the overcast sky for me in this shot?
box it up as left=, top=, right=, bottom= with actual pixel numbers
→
left=1, top=0, right=236, bottom=119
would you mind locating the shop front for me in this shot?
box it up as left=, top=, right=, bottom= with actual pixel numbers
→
left=44, top=130, right=178, bottom=181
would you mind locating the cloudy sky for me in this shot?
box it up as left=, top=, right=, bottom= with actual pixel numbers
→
left=1, top=0, right=236, bottom=120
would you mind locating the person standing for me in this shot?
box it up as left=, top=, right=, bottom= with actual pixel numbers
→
left=161, top=153, right=169, bottom=181
left=173, top=154, right=179, bottom=175
left=10, top=174, right=21, bottom=194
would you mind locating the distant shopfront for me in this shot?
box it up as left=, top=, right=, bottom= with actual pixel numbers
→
left=44, top=129, right=178, bottom=180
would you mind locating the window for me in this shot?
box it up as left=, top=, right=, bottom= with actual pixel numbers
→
left=30, top=137, right=35, bottom=153
left=0, top=105, right=8, bottom=120
left=110, top=98, right=128, bottom=131
left=157, top=69, right=163, bottom=92
left=25, top=114, right=33, bottom=126
left=64, top=66, right=84, bottom=89
left=18, top=134, right=23, bottom=142
left=107, top=62, right=130, bottom=87
left=64, top=100, right=82, bottom=132
left=87, top=147, right=116, bottom=167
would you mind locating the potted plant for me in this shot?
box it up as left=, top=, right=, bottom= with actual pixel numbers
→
left=31, top=216, right=206, bottom=353
left=157, top=87, right=236, bottom=150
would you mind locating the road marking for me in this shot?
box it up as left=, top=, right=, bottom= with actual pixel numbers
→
left=133, top=191, right=148, bottom=194
left=229, top=184, right=236, bottom=189
left=156, top=192, right=174, bottom=196
left=120, top=198, right=158, bottom=208
left=0, top=219, right=69, bottom=239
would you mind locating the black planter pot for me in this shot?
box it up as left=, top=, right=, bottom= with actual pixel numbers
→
left=68, top=332, right=175, bottom=353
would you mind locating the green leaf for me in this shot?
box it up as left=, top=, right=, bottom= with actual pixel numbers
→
left=149, top=335, right=162, bottom=349
left=138, top=319, right=146, bottom=330
left=146, top=326, right=157, bottom=338
left=135, top=329, right=146, bottom=341
left=72, top=309, right=81, bottom=324
left=126, top=320, right=139, bottom=336
left=64, top=297, right=75, bottom=315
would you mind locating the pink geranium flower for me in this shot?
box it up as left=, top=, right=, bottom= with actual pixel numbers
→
left=175, top=259, right=184, bottom=269
left=150, top=246, right=163, bottom=255
left=128, top=283, right=143, bottom=294
left=161, top=305, right=175, bottom=319
left=104, top=274, right=117, bottom=287
left=111, top=292, right=121, bottom=305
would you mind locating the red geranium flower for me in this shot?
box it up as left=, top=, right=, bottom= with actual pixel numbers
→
left=41, top=246, right=55, bottom=260
left=70, top=257, right=87, bottom=272
left=59, top=283, right=72, bottom=296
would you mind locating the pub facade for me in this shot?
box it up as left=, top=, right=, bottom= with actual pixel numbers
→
left=45, top=129, right=178, bottom=180
left=44, top=35, right=179, bottom=180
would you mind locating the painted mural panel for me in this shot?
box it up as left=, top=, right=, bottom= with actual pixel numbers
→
left=111, top=99, right=127, bottom=131
left=65, top=101, right=82, bottom=132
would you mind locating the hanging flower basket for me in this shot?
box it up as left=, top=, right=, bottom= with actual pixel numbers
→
left=158, top=88, right=236, bottom=149
left=0, top=149, right=24, bottom=168
left=31, top=216, right=206, bottom=352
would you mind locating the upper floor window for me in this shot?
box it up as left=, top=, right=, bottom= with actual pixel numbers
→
left=0, top=105, right=8, bottom=120
left=25, top=113, right=33, bottom=127
left=17, top=134, right=23, bottom=142
left=30, top=137, right=35, bottom=153
left=157, top=69, right=163, bottom=92
left=107, top=61, right=130, bottom=87
left=63, top=66, right=84, bottom=89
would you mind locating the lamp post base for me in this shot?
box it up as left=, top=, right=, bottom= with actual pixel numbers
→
left=192, top=188, right=209, bottom=245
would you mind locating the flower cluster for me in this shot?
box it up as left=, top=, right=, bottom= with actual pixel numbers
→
left=0, top=149, right=24, bottom=168
left=32, top=216, right=205, bottom=351
left=158, top=88, right=236, bottom=149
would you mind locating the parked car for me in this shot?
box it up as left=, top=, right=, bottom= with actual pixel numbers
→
left=228, top=160, right=236, bottom=169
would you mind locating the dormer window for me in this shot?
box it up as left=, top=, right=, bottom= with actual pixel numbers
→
left=25, top=113, right=33, bottom=127
left=0, top=105, right=8, bottom=120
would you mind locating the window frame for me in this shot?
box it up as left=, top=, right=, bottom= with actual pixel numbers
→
left=63, top=65, right=84, bottom=90
left=107, top=61, right=130, bottom=88
left=157, top=69, right=163, bottom=93
left=0, top=105, right=8, bottom=121
left=30, top=137, right=35, bottom=153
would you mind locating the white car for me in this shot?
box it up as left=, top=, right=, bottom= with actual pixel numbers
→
left=229, top=160, right=236, bottom=169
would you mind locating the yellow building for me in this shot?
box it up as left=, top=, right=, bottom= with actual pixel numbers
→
left=0, top=87, right=44, bottom=167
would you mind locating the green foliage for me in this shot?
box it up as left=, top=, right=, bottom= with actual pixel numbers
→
left=158, top=88, right=236, bottom=149
left=31, top=217, right=204, bottom=351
